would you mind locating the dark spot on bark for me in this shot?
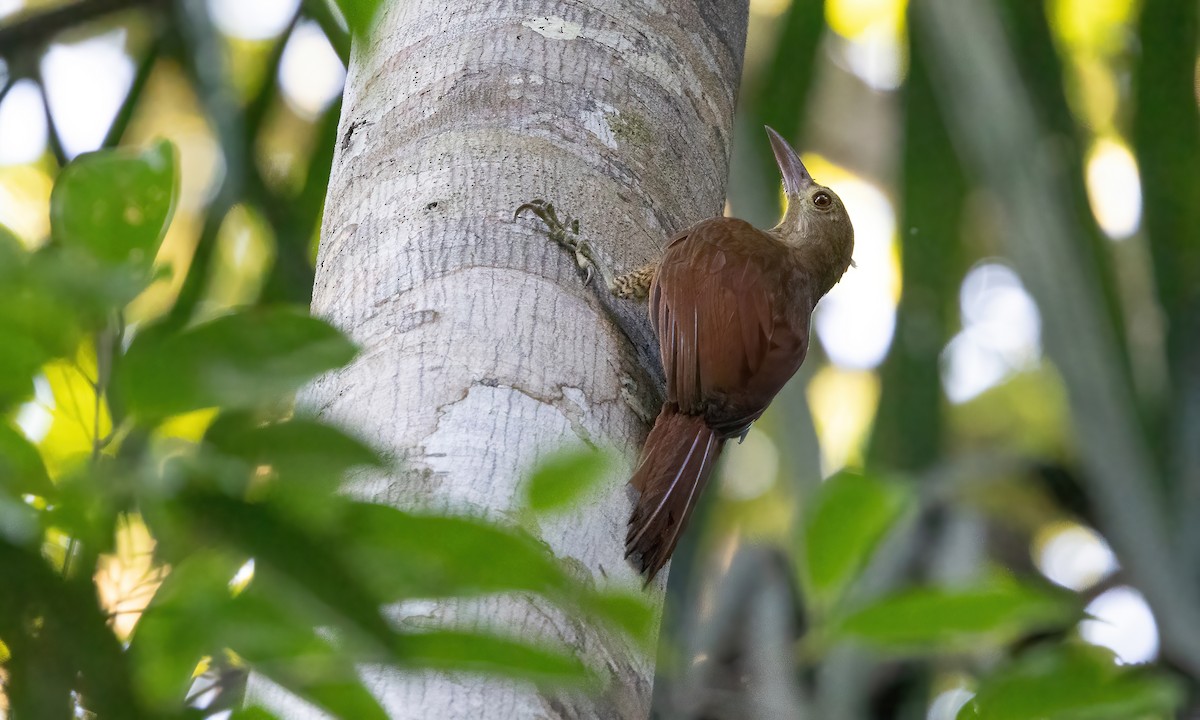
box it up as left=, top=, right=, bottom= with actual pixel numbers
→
left=341, top=119, right=369, bottom=151
left=425, top=201, right=439, bottom=210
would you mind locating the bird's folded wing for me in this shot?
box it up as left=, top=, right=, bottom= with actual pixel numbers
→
left=651, top=218, right=786, bottom=419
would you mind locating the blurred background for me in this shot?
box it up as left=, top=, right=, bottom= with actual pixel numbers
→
left=1, top=0, right=1197, bottom=718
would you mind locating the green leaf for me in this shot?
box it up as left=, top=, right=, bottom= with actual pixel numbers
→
left=175, top=490, right=395, bottom=645
left=129, top=552, right=242, bottom=708
left=50, top=139, right=177, bottom=267
left=958, top=644, right=1182, bottom=720
left=205, top=413, right=384, bottom=487
left=339, top=503, right=573, bottom=602
left=334, top=0, right=385, bottom=39
left=116, top=308, right=357, bottom=419
left=399, top=630, right=591, bottom=685
left=132, top=553, right=389, bottom=720
left=30, top=245, right=162, bottom=323
left=0, top=332, right=43, bottom=408
left=0, top=538, right=145, bottom=717
left=232, top=709, right=282, bottom=720
left=0, top=254, right=82, bottom=409
left=0, top=494, right=39, bottom=545
left=202, top=414, right=384, bottom=525
left=802, top=471, right=911, bottom=607
left=525, top=446, right=612, bottom=515
left=0, top=422, right=54, bottom=499
left=339, top=504, right=653, bottom=644
left=0, top=223, right=24, bottom=280
left=225, top=588, right=389, bottom=720
left=579, top=590, right=657, bottom=647
left=834, top=581, right=1077, bottom=651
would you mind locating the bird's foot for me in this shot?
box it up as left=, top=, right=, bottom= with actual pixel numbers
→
left=515, top=199, right=598, bottom=285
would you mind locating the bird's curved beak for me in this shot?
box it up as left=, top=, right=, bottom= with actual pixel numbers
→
left=765, top=126, right=814, bottom=196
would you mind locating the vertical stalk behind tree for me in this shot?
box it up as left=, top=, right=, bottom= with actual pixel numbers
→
left=250, top=1, right=748, bottom=717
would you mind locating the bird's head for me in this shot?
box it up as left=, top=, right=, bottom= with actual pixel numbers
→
left=765, top=126, right=855, bottom=287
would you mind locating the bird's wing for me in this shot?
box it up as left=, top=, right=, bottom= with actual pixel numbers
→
left=651, top=218, right=802, bottom=431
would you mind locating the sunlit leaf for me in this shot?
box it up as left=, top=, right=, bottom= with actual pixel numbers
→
left=50, top=139, right=178, bottom=268
left=834, top=581, right=1077, bottom=651
left=94, top=515, right=166, bottom=640
left=524, top=446, right=612, bottom=516
left=399, top=630, right=591, bottom=685
left=958, top=644, right=1182, bottom=719
left=37, top=355, right=113, bottom=479
left=116, top=308, right=357, bottom=419
left=0, top=422, right=53, bottom=499
left=154, top=408, right=220, bottom=443
left=802, top=471, right=911, bottom=608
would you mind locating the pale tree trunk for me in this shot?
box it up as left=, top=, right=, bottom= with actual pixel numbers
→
left=250, top=0, right=747, bottom=717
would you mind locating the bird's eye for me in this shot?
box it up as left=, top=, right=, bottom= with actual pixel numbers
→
left=813, top=191, right=832, bottom=209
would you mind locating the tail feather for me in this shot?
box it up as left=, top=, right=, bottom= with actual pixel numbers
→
left=626, top=405, right=726, bottom=580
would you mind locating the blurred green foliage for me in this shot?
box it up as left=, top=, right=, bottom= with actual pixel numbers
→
left=0, top=0, right=1198, bottom=718
left=524, top=447, right=614, bottom=516
left=0, top=139, right=649, bottom=717
left=959, top=645, right=1181, bottom=720
left=660, top=0, right=1198, bottom=717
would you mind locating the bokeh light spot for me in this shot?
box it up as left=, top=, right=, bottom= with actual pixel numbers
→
left=1085, top=137, right=1142, bottom=240
left=749, top=0, right=790, bottom=17
left=1049, top=0, right=1136, bottom=54
left=942, top=262, right=1041, bottom=403
left=835, top=27, right=905, bottom=91
left=927, top=687, right=974, bottom=720
left=809, top=163, right=899, bottom=370
left=0, top=163, right=54, bottom=242
left=1034, top=521, right=1118, bottom=591
left=208, top=0, right=300, bottom=39
left=41, top=28, right=135, bottom=158
left=1081, top=586, right=1159, bottom=664
left=807, top=366, right=880, bottom=477
left=0, top=79, right=48, bottom=165
left=826, top=0, right=906, bottom=39
left=279, top=20, right=347, bottom=119
left=15, top=375, right=54, bottom=443
left=719, top=431, right=780, bottom=501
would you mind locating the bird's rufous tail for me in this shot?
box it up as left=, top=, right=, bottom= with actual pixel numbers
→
left=626, top=404, right=726, bottom=580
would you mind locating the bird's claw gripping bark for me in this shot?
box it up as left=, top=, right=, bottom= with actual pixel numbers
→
left=515, top=199, right=596, bottom=285
left=514, top=198, right=667, bottom=406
